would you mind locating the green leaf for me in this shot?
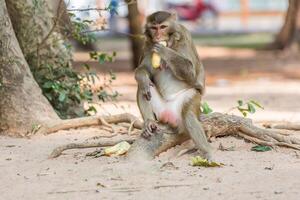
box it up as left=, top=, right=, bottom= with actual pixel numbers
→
left=89, top=51, right=98, bottom=59
left=237, top=107, right=248, bottom=117
left=250, top=100, right=264, bottom=109
left=68, top=12, right=76, bottom=18
left=83, top=63, right=90, bottom=70
left=201, top=102, right=213, bottom=114
left=85, top=106, right=97, bottom=115
left=191, top=156, right=224, bottom=167
left=247, top=103, right=256, bottom=114
left=237, top=100, right=243, bottom=106
left=42, top=81, right=53, bottom=89
left=251, top=145, right=272, bottom=152
left=58, top=92, right=66, bottom=102
left=98, top=54, right=106, bottom=64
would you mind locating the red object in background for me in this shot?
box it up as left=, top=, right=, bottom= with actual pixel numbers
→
left=169, top=0, right=218, bottom=21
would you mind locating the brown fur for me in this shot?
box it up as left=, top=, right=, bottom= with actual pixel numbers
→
left=135, top=11, right=212, bottom=160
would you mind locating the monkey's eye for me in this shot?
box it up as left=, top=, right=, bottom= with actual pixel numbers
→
left=150, top=26, right=157, bottom=30
left=160, top=25, right=168, bottom=29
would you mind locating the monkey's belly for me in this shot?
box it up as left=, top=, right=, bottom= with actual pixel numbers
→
left=149, top=86, right=196, bottom=128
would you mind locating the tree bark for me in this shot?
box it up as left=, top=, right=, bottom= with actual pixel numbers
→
left=0, top=0, right=60, bottom=137
left=271, top=0, right=300, bottom=49
left=127, top=1, right=144, bottom=68
left=5, top=0, right=72, bottom=70
left=48, top=0, right=73, bottom=34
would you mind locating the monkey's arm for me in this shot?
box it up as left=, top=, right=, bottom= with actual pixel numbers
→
left=153, top=43, right=205, bottom=94
left=134, top=58, right=156, bottom=119
left=135, top=66, right=153, bottom=101
left=135, top=64, right=160, bottom=137
left=153, top=44, right=196, bottom=82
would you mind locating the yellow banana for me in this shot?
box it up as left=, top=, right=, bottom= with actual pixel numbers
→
left=152, top=41, right=167, bottom=68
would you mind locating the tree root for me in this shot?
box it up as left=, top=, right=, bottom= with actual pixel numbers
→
left=263, top=122, right=300, bottom=131
left=39, top=113, right=143, bottom=135
left=49, top=135, right=137, bottom=158
left=49, top=112, right=300, bottom=160
left=128, top=112, right=300, bottom=160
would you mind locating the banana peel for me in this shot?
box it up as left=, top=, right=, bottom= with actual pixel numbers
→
left=152, top=41, right=167, bottom=68
left=104, top=141, right=131, bottom=156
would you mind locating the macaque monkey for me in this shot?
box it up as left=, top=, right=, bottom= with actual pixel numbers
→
left=135, top=11, right=212, bottom=160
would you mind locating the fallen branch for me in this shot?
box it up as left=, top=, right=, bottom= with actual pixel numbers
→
left=49, top=135, right=137, bottom=158
left=39, top=113, right=143, bottom=135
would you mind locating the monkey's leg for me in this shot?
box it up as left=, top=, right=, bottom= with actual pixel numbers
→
left=182, top=94, right=213, bottom=161
left=137, top=85, right=165, bottom=137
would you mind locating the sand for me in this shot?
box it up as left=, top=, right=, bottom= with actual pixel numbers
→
left=1, top=77, right=300, bottom=200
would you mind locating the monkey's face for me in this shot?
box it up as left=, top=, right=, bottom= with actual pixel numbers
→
left=147, top=22, right=171, bottom=43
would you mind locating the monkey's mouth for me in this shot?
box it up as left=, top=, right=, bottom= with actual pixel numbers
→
left=154, top=40, right=168, bottom=47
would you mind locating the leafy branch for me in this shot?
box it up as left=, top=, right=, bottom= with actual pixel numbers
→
left=201, top=99, right=264, bottom=117
left=226, top=99, right=264, bottom=117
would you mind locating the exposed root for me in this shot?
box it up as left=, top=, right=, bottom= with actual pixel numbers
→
left=127, top=119, right=137, bottom=135
left=99, top=117, right=113, bottom=128
left=49, top=135, right=137, bottom=158
left=49, top=112, right=300, bottom=160
left=128, top=112, right=300, bottom=160
left=263, top=122, right=300, bottom=131
left=39, top=113, right=143, bottom=135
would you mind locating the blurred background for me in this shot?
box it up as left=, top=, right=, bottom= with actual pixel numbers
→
left=67, top=0, right=288, bottom=33
left=64, top=0, right=300, bottom=122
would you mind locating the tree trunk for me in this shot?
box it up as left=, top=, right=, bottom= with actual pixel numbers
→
left=48, top=0, right=73, bottom=34
left=127, top=1, right=144, bottom=68
left=271, top=0, right=300, bottom=49
left=5, top=0, right=72, bottom=70
left=0, top=0, right=60, bottom=137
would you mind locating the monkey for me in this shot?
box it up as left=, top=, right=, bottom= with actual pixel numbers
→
left=135, top=11, right=212, bottom=160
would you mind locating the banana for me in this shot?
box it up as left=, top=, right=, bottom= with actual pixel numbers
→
left=152, top=41, right=167, bottom=68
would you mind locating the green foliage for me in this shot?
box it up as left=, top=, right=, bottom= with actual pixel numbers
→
left=200, top=99, right=263, bottom=118
left=236, top=99, right=264, bottom=117
left=68, top=14, right=96, bottom=45
left=193, top=33, right=273, bottom=49
left=201, top=102, right=213, bottom=114
left=33, top=51, right=118, bottom=119
left=32, top=13, right=118, bottom=119
left=251, top=145, right=272, bottom=152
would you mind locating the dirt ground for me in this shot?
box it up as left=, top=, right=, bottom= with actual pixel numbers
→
left=1, top=46, right=300, bottom=200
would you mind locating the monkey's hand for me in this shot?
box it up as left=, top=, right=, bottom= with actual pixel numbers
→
left=152, top=43, right=169, bottom=59
left=141, top=119, right=160, bottom=139
left=152, top=43, right=187, bottom=69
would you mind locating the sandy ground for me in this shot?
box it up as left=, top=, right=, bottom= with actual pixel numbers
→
left=1, top=78, right=300, bottom=200
left=1, top=46, right=300, bottom=200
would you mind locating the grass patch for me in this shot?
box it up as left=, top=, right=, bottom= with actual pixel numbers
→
left=193, top=33, right=274, bottom=49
